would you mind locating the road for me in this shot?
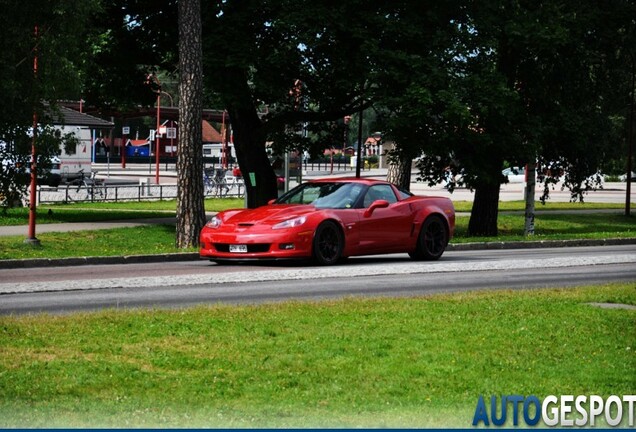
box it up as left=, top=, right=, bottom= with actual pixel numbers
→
left=1, top=245, right=634, bottom=315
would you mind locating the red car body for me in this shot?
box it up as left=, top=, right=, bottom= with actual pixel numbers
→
left=200, top=178, right=455, bottom=265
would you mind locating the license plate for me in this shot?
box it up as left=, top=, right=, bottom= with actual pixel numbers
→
left=229, top=244, right=248, bottom=253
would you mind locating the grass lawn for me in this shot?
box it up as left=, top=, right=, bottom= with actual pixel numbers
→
left=0, top=283, right=634, bottom=428
left=0, top=197, right=244, bottom=226
left=452, top=213, right=636, bottom=243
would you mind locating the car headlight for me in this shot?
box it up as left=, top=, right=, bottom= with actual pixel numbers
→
left=272, top=216, right=307, bottom=230
left=205, top=215, right=222, bottom=229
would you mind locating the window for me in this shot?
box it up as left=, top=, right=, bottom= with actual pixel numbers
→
left=277, top=182, right=364, bottom=208
left=363, top=184, right=398, bottom=208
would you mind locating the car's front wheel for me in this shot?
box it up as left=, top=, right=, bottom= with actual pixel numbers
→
left=409, top=215, right=448, bottom=261
left=312, top=220, right=343, bottom=265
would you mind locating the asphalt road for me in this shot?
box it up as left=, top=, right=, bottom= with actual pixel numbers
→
left=1, top=245, right=634, bottom=315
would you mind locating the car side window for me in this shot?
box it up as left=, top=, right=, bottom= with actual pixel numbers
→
left=363, top=185, right=398, bottom=208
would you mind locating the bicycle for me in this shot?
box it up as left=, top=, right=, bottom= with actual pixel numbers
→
left=224, top=173, right=245, bottom=198
left=70, top=169, right=107, bottom=201
left=204, top=168, right=230, bottom=197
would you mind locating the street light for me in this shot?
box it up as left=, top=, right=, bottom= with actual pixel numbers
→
left=26, top=25, right=40, bottom=246
left=146, top=73, right=163, bottom=184
left=626, top=51, right=634, bottom=217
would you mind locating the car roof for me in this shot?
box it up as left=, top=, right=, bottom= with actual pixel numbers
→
left=308, top=177, right=389, bottom=186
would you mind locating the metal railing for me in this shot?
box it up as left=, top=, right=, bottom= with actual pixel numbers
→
left=37, top=181, right=245, bottom=204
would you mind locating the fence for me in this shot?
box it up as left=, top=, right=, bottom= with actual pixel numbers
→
left=36, top=162, right=365, bottom=205
left=37, top=181, right=245, bottom=205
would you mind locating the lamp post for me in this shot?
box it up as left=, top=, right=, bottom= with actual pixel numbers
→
left=155, top=90, right=161, bottom=184
left=146, top=73, right=163, bottom=184
left=26, top=25, right=40, bottom=246
left=626, top=51, right=634, bottom=217
left=221, top=111, right=228, bottom=169
left=356, top=108, right=364, bottom=179
left=355, top=82, right=365, bottom=179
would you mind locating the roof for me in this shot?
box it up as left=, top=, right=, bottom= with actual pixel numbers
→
left=203, top=120, right=224, bottom=143
left=49, top=106, right=114, bottom=129
left=126, top=139, right=150, bottom=147
left=310, top=177, right=387, bottom=185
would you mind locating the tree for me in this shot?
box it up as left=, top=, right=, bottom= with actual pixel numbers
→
left=371, top=1, right=466, bottom=191
left=82, top=0, right=387, bottom=212
left=410, top=0, right=634, bottom=236
left=201, top=0, right=390, bottom=207
left=175, top=0, right=206, bottom=248
left=0, top=0, right=100, bottom=210
left=80, top=0, right=177, bottom=112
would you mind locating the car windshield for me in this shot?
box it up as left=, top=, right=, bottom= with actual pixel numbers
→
left=276, top=182, right=365, bottom=209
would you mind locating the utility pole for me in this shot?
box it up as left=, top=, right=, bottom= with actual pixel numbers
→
left=356, top=85, right=364, bottom=179
left=25, top=25, right=40, bottom=246
left=626, top=52, right=634, bottom=217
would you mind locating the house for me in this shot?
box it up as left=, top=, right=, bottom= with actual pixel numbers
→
left=48, top=106, right=114, bottom=182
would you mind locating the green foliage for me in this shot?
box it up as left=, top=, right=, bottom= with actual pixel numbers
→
left=0, top=284, right=633, bottom=427
left=0, top=0, right=100, bottom=127
left=0, top=0, right=99, bottom=210
left=0, top=125, right=79, bottom=211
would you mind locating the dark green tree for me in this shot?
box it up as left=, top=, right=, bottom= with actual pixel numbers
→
left=370, top=1, right=465, bottom=190
left=80, top=0, right=177, bottom=111
left=411, top=0, right=634, bottom=235
left=202, top=0, right=392, bottom=207
left=0, top=0, right=100, bottom=210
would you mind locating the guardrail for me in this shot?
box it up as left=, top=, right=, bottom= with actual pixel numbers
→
left=37, top=182, right=245, bottom=204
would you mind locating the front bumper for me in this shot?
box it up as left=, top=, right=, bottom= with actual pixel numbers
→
left=200, top=228, right=314, bottom=260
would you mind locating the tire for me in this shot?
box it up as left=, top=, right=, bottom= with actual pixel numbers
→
left=409, top=215, right=448, bottom=261
left=312, top=221, right=344, bottom=266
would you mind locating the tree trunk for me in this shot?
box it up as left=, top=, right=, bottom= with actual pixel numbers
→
left=228, top=106, right=279, bottom=208
left=524, top=164, right=536, bottom=236
left=468, top=182, right=501, bottom=236
left=386, top=155, right=412, bottom=190
left=175, top=0, right=206, bottom=248
left=386, top=148, right=413, bottom=191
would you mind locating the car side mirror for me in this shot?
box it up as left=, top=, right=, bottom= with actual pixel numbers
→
left=267, top=199, right=277, bottom=205
left=363, top=199, right=389, bottom=218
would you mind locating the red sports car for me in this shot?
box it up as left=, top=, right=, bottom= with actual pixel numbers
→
left=200, top=178, right=455, bottom=265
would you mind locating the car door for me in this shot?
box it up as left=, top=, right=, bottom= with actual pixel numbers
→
left=356, top=184, right=413, bottom=253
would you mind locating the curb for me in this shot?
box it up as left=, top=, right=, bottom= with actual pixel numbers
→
left=0, top=253, right=199, bottom=269
left=1, top=238, right=635, bottom=270
left=448, top=237, right=636, bottom=251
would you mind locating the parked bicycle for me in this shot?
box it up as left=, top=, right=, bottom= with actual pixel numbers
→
left=204, top=168, right=230, bottom=197
left=203, top=168, right=245, bottom=198
left=68, top=169, right=107, bottom=201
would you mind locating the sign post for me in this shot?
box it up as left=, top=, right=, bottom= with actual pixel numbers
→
left=122, top=126, right=129, bottom=168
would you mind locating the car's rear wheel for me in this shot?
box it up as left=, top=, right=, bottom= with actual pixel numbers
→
left=409, top=215, right=448, bottom=261
left=312, top=221, right=343, bottom=265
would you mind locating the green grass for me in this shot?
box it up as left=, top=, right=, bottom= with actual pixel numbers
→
left=0, top=225, right=190, bottom=259
left=0, top=197, right=244, bottom=226
left=0, top=283, right=634, bottom=428
left=453, top=213, right=636, bottom=243
left=452, top=200, right=627, bottom=213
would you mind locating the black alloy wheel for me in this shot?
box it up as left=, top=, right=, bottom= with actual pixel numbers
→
left=313, top=221, right=344, bottom=265
left=409, top=215, right=448, bottom=261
